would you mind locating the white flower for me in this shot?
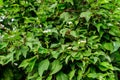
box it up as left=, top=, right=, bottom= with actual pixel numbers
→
left=1, top=16, right=5, bottom=19
left=39, top=24, right=42, bottom=27
left=43, top=29, right=51, bottom=33
left=0, top=16, right=5, bottom=22
left=11, top=18, right=14, bottom=22
left=0, top=19, right=3, bottom=22
left=68, top=21, right=73, bottom=25
left=14, top=63, right=18, bottom=66
left=13, top=27, right=16, bottom=30
left=78, top=40, right=86, bottom=44
left=0, top=24, right=4, bottom=28
left=67, top=47, right=72, bottom=49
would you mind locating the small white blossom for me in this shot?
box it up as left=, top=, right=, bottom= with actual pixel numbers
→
left=68, top=21, right=73, bottom=25
left=43, top=29, right=51, bottom=33
left=39, top=24, right=42, bottom=28
left=78, top=40, right=86, bottom=44
left=0, top=24, right=4, bottom=28
left=11, top=18, right=14, bottom=22
left=67, top=47, right=72, bottom=49
left=0, top=19, right=3, bottom=22
left=0, top=16, right=5, bottom=22
left=14, top=63, right=18, bottom=66
left=13, top=27, right=16, bottom=30
left=1, top=16, right=5, bottom=19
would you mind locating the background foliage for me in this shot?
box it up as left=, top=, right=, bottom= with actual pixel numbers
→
left=0, top=0, right=120, bottom=80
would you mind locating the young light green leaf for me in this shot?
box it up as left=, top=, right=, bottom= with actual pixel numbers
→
left=112, top=41, right=120, bottom=53
left=36, top=77, right=42, bottom=80
left=98, top=62, right=113, bottom=71
left=70, top=31, right=78, bottom=37
left=0, top=42, right=8, bottom=49
left=51, top=51, right=61, bottom=59
left=27, top=58, right=37, bottom=72
left=38, top=59, right=50, bottom=77
left=68, top=69, right=76, bottom=80
left=103, top=43, right=113, bottom=51
left=0, top=0, right=3, bottom=7
left=98, top=0, right=111, bottom=4
left=46, top=75, right=52, bottom=80
left=77, top=70, right=83, bottom=80
left=60, top=28, right=69, bottom=37
left=50, top=43, right=60, bottom=48
left=19, top=60, right=29, bottom=69
left=56, top=72, right=68, bottom=80
left=19, top=56, right=37, bottom=69
left=21, top=46, right=29, bottom=58
left=80, top=11, right=92, bottom=22
left=87, top=73, right=98, bottom=78
left=50, top=60, right=62, bottom=75
left=26, top=42, right=32, bottom=49
left=94, top=23, right=102, bottom=32
left=65, top=55, right=71, bottom=64
left=60, top=12, right=70, bottom=22
left=38, top=47, right=49, bottom=54
left=27, top=72, right=39, bottom=80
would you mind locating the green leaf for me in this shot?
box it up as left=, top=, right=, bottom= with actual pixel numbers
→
left=36, top=77, right=42, bottom=80
left=109, top=27, right=120, bottom=36
left=19, top=56, right=37, bottom=71
left=0, top=42, right=8, bottom=49
left=80, top=11, right=92, bottom=22
left=65, top=0, right=73, bottom=5
left=94, top=23, right=102, bottom=32
left=112, top=41, right=120, bottom=53
left=77, top=70, right=82, bottom=80
left=50, top=60, right=62, bottom=75
left=70, top=31, right=78, bottom=37
left=60, top=28, right=69, bottom=37
left=0, top=56, right=6, bottom=65
left=27, top=58, right=37, bottom=72
left=19, top=60, right=29, bottom=69
left=56, top=72, right=68, bottom=80
left=3, top=52, right=14, bottom=65
left=38, top=59, right=50, bottom=77
left=60, top=12, right=70, bottom=22
left=46, top=75, right=52, bottom=80
left=87, top=73, right=105, bottom=79
left=38, top=47, right=49, bottom=54
left=0, top=0, right=3, bottom=7
left=98, top=62, right=113, bottom=71
left=98, top=0, right=111, bottom=4
left=83, top=50, right=91, bottom=57
left=27, top=72, right=39, bottom=80
left=103, top=43, right=113, bottom=51
left=68, top=69, right=76, bottom=80
left=26, top=42, right=33, bottom=49
left=51, top=51, right=61, bottom=59
left=21, top=46, right=29, bottom=58
left=50, top=43, right=60, bottom=48
left=65, top=55, right=71, bottom=64
left=87, top=73, right=98, bottom=78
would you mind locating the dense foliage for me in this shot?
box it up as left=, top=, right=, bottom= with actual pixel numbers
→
left=0, top=0, right=120, bottom=80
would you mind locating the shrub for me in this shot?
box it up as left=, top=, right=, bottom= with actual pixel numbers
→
left=0, top=0, right=120, bottom=80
